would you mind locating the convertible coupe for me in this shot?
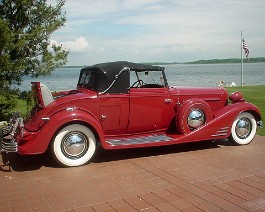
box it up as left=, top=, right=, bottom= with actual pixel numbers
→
left=0, top=61, right=263, bottom=167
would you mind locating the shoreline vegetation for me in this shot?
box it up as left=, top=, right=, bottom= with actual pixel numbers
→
left=63, top=57, right=265, bottom=68
left=146, top=57, right=265, bottom=65
left=185, top=57, right=265, bottom=64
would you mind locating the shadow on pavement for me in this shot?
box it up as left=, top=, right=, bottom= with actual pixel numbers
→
left=93, top=139, right=230, bottom=163
left=2, top=139, right=230, bottom=172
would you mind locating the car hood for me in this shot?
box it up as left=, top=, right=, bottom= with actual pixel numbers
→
left=169, top=86, right=229, bottom=105
left=170, top=86, right=227, bottom=95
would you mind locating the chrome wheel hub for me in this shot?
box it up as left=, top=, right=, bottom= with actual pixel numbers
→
left=62, top=132, right=88, bottom=158
left=188, top=110, right=205, bottom=129
left=235, top=117, right=252, bottom=139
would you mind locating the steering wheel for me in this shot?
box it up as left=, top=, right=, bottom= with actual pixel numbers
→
left=131, top=80, right=145, bottom=88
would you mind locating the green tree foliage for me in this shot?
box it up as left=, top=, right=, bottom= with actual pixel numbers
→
left=0, top=0, right=69, bottom=119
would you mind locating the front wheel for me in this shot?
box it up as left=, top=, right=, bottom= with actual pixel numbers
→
left=229, top=112, right=257, bottom=145
left=52, top=124, right=96, bottom=167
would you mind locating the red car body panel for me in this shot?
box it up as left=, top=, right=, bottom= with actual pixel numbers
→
left=6, top=61, right=261, bottom=157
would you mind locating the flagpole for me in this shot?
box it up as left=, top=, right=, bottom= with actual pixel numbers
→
left=241, top=31, right=243, bottom=86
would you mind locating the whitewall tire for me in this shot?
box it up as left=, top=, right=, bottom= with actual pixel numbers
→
left=229, top=112, right=257, bottom=145
left=52, top=124, right=96, bottom=167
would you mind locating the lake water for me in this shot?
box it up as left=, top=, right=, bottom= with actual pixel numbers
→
left=17, top=63, right=265, bottom=91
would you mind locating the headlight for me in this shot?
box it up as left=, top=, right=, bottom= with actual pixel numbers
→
left=229, top=91, right=245, bottom=103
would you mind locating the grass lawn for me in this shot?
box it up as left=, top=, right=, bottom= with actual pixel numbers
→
left=14, top=98, right=32, bottom=118
left=14, top=85, right=264, bottom=136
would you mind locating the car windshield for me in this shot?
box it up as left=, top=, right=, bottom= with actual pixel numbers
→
left=130, top=70, right=166, bottom=87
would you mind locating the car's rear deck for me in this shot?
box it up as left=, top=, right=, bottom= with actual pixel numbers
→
left=1, top=136, right=265, bottom=211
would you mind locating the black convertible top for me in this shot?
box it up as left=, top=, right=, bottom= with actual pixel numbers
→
left=85, top=61, right=164, bottom=76
left=78, top=61, right=165, bottom=93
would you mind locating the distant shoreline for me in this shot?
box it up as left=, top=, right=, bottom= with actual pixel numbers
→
left=185, top=57, right=265, bottom=64
left=145, top=57, right=265, bottom=65
left=63, top=57, right=265, bottom=68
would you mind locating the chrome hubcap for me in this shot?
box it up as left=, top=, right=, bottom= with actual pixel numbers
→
left=62, top=132, right=88, bottom=158
left=188, top=110, right=205, bottom=129
left=235, top=117, right=252, bottom=139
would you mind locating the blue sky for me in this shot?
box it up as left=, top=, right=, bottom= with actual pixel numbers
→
left=49, top=0, right=265, bottom=66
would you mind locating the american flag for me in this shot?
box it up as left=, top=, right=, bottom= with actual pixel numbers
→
left=242, top=39, right=249, bottom=59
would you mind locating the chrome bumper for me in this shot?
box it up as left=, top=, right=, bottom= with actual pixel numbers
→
left=1, top=140, right=18, bottom=152
left=0, top=128, right=13, bottom=169
left=0, top=128, right=18, bottom=153
left=257, top=120, right=263, bottom=128
left=0, top=112, right=23, bottom=153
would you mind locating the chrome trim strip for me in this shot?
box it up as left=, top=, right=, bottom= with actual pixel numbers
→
left=211, top=127, right=229, bottom=137
left=42, top=117, right=50, bottom=121
left=106, top=134, right=173, bottom=146
left=1, top=140, right=18, bottom=152
left=100, top=67, right=130, bottom=94
left=66, top=108, right=75, bottom=111
left=217, top=129, right=229, bottom=133
left=211, top=133, right=229, bottom=137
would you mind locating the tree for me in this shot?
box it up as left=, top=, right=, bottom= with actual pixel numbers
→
left=0, top=0, right=69, bottom=119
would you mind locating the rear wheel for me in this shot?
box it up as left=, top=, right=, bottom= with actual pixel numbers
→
left=52, top=124, right=96, bottom=167
left=229, top=112, right=257, bottom=145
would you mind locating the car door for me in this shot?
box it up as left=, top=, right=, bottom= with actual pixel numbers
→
left=127, top=87, right=172, bottom=133
left=97, top=93, right=130, bottom=135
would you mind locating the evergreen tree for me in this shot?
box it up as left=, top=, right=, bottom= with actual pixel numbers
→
left=0, top=0, right=69, bottom=119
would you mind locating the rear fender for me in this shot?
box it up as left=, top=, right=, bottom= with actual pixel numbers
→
left=18, top=109, right=107, bottom=154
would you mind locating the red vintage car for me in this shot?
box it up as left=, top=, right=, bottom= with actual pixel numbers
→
left=0, top=61, right=263, bottom=167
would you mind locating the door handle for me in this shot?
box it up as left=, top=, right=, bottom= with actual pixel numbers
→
left=101, top=115, right=107, bottom=121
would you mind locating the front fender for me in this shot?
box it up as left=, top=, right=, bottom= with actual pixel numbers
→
left=18, top=108, right=106, bottom=154
left=178, top=101, right=261, bottom=142
left=215, top=102, right=261, bottom=122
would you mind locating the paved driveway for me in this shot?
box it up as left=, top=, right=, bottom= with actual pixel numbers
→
left=1, top=136, right=265, bottom=211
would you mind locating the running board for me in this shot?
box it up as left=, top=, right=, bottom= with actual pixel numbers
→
left=106, top=134, right=173, bottom=147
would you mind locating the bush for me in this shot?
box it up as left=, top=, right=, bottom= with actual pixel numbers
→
left=0, top=88, right=19, bottom=120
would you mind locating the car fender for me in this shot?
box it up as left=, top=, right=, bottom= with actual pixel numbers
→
left=19, top=108, right=107, bottom=154
left=214, top=102, right=261, bottom=126
left=179, top=101, right=262, bottom=142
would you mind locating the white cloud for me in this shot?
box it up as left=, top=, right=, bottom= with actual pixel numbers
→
left=62, top=37, right=90, bottom=53
left=50, top=37, right=91, bottom=53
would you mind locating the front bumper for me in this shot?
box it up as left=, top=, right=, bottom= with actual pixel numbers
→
left=257, top=120, right=263, bottom=128
left=0, top=128, right=18, bottom=152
